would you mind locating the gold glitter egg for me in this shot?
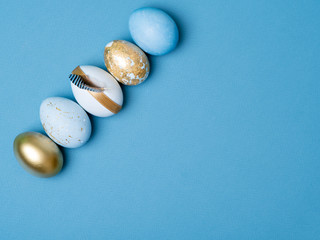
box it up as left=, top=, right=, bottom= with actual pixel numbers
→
left=13, top=132, right=63, bottom=178
left=104, top=40, right=150, bottom=85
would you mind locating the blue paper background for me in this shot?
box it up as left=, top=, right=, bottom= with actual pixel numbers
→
left=0, top=0, right=319, bottom=239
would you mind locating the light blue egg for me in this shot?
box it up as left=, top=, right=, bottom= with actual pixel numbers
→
left=129, top=7, right=179, bottom=56
left=40, top=97, right=91, bottom=148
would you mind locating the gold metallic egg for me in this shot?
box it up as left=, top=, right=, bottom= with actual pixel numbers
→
left=104, top=40, right=150, bottom=85
left=13, top=132, right=63, bottom=178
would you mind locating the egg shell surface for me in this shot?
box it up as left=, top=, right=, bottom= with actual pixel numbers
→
left=40, top=97, right=91, bottom=148
left=104, top=40, right=150, bottom=85
left=71, top=65, right=123, bottom=117
left=13, top=132, right=63, bottom=178
left=129, top=7, right=179, bottom=55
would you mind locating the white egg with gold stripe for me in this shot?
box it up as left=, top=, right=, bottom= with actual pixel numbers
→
left=70, top=65, right=123, bottom=117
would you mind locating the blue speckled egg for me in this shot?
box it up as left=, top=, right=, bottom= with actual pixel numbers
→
left=40, top=97, right=91, bottom=148
left=129, top=7, right=179, bottom=56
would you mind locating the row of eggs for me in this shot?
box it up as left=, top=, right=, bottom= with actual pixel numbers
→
left=13, top=7, right=179, bottom=177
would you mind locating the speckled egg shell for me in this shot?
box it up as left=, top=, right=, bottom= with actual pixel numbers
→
left=104, top=40, right=150, bottom=86
left=40, top=97, right=91, bottom=148
left=71, top=65, right=123, bottom=117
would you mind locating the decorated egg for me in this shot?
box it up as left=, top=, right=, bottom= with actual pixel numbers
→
left=70, top=65, right=123, bottom=117
left=104, top=40, right=150, bottom=85
left=129, top=7, right=179, bottom=56
left=13, top=132, right=63, bottom=178
left=40, top=97, right=91, bottom=148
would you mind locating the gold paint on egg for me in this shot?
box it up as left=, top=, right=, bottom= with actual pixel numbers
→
left=13, top=132, right=63, bottom=178
left=71, top=66, right=122, bottom=114
left=104, top=40, right=150, bottom=86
